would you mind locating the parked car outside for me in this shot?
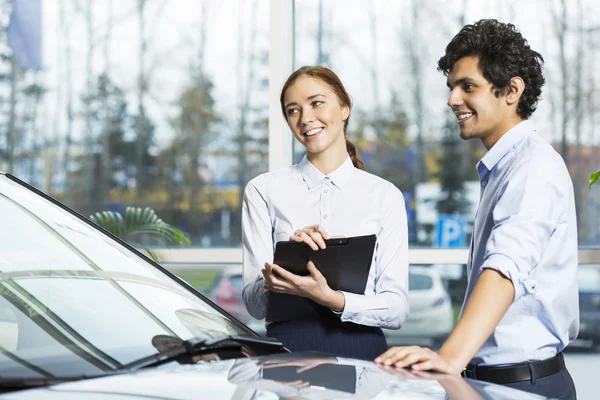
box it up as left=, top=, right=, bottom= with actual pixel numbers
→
left=203, top=266, right=267, bottom=334
left=207, top=266, right=248, bottom=323
left=384, top=266, right=454, bottom=347
left=0, top=172, right=543, bottom=399
left=577, top=264, right=600, bottom=347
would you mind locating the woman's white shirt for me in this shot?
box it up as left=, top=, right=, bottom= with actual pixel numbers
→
left=241, top=155, right=409, bottom=329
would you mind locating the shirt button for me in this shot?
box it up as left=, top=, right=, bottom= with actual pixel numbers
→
left=324, top=189, right=329, bottom=194
left=323, top=214, right=328, bottom=219
left=482, top=180, right=487, bottom=187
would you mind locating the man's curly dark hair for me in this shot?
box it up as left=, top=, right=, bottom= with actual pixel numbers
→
left=438, top=19, right=544, bottom=119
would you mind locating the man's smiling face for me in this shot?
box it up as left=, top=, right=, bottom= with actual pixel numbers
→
left=447, top=56, right=516, bottom=149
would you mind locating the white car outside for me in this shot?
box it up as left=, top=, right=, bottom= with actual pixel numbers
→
left=384, top=266, right=454, bottom=347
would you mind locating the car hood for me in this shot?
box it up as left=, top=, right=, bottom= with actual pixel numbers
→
left=0, top=352, right=547, bottom=399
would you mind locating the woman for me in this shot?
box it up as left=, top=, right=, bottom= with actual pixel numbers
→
left=241, top=66, right=409, bottom=360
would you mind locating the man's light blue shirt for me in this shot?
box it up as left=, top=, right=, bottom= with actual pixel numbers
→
left=466, top=120, right=579, bottom=365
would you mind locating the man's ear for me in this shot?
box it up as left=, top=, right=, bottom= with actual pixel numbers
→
left=506, top=77, right=525, bottom=107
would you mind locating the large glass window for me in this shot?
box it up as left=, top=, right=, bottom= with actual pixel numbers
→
left=2, top=0, right=598, bottom=250
left=0, top=0, right=269, bottom=248
left=293, top=0, right=600, bottom=249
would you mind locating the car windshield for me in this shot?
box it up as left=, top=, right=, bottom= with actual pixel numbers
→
left=0, top=174, right=248, bottom=381
left=408, top=273, right=433, bottom=291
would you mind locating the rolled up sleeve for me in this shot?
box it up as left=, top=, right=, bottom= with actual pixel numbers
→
left=339, top=185, right=410, bottom=329
left=241, top=178, right=272, bottom=319
left=481, top=164, right=565, bottom=301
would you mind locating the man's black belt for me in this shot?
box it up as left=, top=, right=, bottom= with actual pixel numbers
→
left=461, top=353, right=564, bottom=385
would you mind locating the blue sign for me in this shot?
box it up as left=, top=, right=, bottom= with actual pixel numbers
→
left=436, top=216, right=465, bottom=248
left=8, top=0, right=42, bottom=70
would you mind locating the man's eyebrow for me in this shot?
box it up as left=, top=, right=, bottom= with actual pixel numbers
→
left=284, top=94, right=327, bottom=109
left=447, top=77, right=476, bottom=89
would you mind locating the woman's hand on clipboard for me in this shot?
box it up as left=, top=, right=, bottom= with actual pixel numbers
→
left=288, top=224, right=330, bottom=250
left=261, top=260, right=346, bottom=313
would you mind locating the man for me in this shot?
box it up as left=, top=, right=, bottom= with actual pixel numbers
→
left=375, top=19, right=578, bottom=399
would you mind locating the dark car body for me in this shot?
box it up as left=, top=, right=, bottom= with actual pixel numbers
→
left=0, top=172, right=545, bottom=399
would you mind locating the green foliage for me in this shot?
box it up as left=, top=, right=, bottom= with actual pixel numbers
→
left=436, top=112, right=470, bottom=215
left=590, top=171, right=600, bottom=188
left=171, top=269, right=219, bottom=292
left=172, top=68, right=218, bottom=186
left=68, top=73, right=136, bottom=211
left=356, top=91, right=416, bottom=193
left=89, top=207, right=191, bottom=262
left=85, top=73, right=130, bottom=149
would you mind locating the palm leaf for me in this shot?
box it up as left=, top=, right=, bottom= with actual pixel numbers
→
left=89, top=207, right=191, bottom=258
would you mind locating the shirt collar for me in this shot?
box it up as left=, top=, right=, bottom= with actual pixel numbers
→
left=298, top=155, right=356, bottom=189
left=477, top=120, right=536, bottom=180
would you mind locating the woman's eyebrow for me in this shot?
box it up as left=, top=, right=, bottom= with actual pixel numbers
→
left=285, top=94, right=327, bottom=109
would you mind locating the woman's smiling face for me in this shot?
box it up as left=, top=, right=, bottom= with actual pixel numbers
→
left=283, top=76, right=349, bottom=157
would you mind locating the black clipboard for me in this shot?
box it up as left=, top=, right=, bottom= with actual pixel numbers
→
left=266, top=234, right=376, bottom=322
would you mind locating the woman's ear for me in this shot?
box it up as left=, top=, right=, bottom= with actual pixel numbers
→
left=341, top=105, right=350, bottom=121
left=506, top=77, right=525, bottom=107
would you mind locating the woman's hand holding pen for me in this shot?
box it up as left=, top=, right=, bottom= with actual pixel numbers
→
left=289, top=224, right=330, bottom=250
left=261, top=224, right=345, bottom=312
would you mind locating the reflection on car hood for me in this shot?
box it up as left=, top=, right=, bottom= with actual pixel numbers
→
left=1, top=352, right=547, bottom=400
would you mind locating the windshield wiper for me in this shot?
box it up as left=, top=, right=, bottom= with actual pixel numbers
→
left=119, top=335, right=288, bottom=371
